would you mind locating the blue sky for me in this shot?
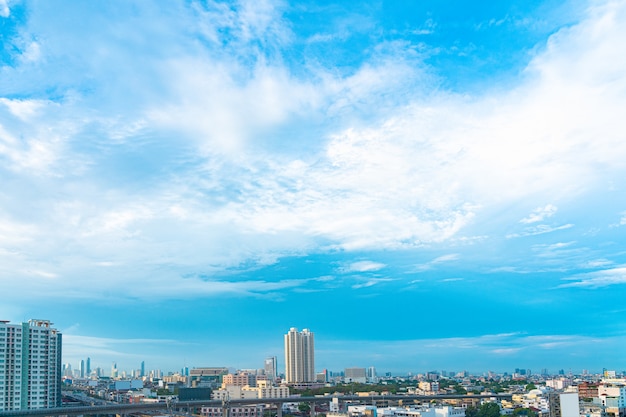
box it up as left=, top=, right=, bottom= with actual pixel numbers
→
left=1, top=0, right=626, bottom=377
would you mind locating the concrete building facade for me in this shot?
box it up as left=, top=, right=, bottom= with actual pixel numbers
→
left=0, top=319, right=62, bottom=411
left=284, top=328, right=315, bottom=384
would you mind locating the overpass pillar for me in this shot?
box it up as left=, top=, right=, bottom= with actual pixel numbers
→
left=277, top=404, right=283, bottom=417
left=310, top=404, right=315, bottom=417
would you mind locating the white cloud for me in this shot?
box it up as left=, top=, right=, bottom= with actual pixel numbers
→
left=0, top=0, right=9, bottom=18
left=414, top=254, right=460, bottom=271
left=507, top=223, right=574, bottom=238
left=343, top=260, right=386, bottom=273
left=1, top=0, right=626, bottom=303
left=520, top=204, right=558, bottom=224
left=558, top=266, right=626, bottom=289
left=440, top=277, right=463, bottom=282
left=352, top=278, right=393, bottom=289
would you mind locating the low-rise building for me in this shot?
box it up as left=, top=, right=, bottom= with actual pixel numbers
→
left=201, top=405, right=264, bottom=417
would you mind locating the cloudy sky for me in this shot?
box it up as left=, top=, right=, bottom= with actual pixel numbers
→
left=2, top=0, right=626, bottom=376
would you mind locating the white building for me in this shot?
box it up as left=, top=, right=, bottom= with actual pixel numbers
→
left=284, top=328, right=315, bottom=384
left=345, top=368, right=367, bottom=384
left=0, top=319, right=62, bottom=411
left=548, top=392, right=580, bottom=417
left=597, top=383, right=626, bottom=416
left=212, top=381, right=289, bottom=400
left=377, top=406, right=465, bottom=417
left=202, top=405, right=264, bottom=417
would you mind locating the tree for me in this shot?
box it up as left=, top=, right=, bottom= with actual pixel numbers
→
left=525, top=383, right=537, bottom=391
left=513, top=408, right=538, bottom=417
left=479, top=402, right=501, bottom=417
left=465, top=406, right=479, bottom=417
left=298, top=403, right=311, bottom=414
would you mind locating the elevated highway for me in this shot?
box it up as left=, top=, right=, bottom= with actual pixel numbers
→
left=0, top=394, right=514, bottom=417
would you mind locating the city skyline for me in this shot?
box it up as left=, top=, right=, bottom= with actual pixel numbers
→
left=2, top=0, right=626, bottom=374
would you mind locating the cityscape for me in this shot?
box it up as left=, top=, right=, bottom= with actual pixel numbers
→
left=1, top=321, right=625, bottom=416
left=2, top=0, right=626, bottom=416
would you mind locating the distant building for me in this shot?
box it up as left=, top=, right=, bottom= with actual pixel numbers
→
left=317, top=369, right=329, bottom=383
left=548, top=392, right=580, bottom=417
left=264, top=356, right=277, bottom=381
left=577, top=382, right=599, bottom=399
left=223, top=372, right=256, bottom=387
left=284, top=328, right=315, bottom=384
left=0, top=319, right=62, bottom=411
left=597, top=383, right=626, bottom=416
left=178, top=387, right=212, bottom=401
left=367, top=367, right=377, bottom=383
left=202, top=405, right=263, bottom=417
left=212, top=380, right=289, bottom=400
left=345, top=368, right=367, bottom=384
left=108, top=379, right=143, bottom=391
left=189, top=367, right=229, bottom=388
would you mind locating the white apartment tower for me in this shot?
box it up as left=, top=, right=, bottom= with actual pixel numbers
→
left=0, top=319, right=62, bottom=411
left=284, top=327, right=314, bottom=383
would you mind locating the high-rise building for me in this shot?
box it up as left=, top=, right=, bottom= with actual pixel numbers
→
left=284, top=327, right=314, bottom=384
left=264, top=356, right=277, bottom=381
left=86, top=357, right=91, bottom=376
left=367, top=366, right=377, bottom=383
left=0, top=319, right=62, bottom=411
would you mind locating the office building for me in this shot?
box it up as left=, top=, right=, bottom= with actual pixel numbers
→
left=264, top=356, right=277, bottom=381
left=345, top=368, right=367, bottom=384
left=0, top=319, right=62, bottom=411
left=284, top=328, right=315, bottom=384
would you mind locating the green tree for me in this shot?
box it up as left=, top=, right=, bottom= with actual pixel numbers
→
left=465, top=406, right=479, bottom=417
left=298, top=403, right=311, bottom=414
left=525, top=383, right=537, bottom=391
left=479, top=402, right=501, bottom=417
left=512, top=408, right=537, bottom=417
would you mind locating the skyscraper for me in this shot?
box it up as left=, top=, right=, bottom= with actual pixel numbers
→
left=0, top=319, right=62, bottom=411
left=264, top=356, right=277, bottom=381
left=284, top=328, right=314, bottom=384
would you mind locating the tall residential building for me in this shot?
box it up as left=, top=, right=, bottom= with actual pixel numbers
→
left=0, top=319, right=62, bottom=411
left=284, top=327, right=314, bottom=384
